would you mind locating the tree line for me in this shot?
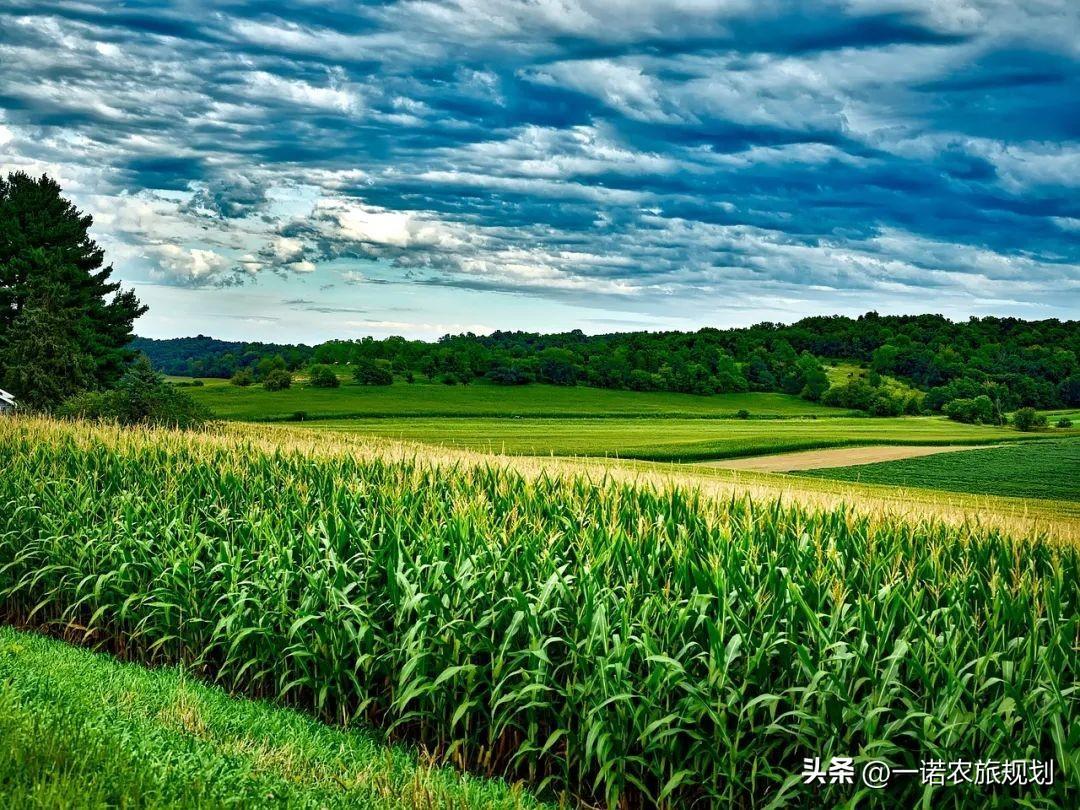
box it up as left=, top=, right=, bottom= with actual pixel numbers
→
left=135, top=312, right=1079, bottom=418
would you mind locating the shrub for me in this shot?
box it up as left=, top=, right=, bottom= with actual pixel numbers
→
left=797, top=355, right=829, bottom=401
left=57, top=357, right=208, bottom=429
left=486, top=365, right=533, bottom=385
left=439, top=373, right=459, bottom=386
left=714, top=352, right=750, bottom=394
left=254, top=354, right=286, bottom=381
left=55, top=391, right=112, bottom=422
left=869, top=395, right=904, bottom=417
left=821, top=381, right=876, bottom=411
left=307, top=364, right=340, bottom=388
left=627, top=369, right=659, bottom=391
left=1013, top=407, right=1039, bottom=431
left=353, top=359, right=393, bottom=386
left=925, top=379, right=985, bottom=413
left=735, top=409, right=750, bottom=419
left=263, top=369, right=292, bottom=391
left=536, top=348, right=580, bottom=386
left=1056, top=417, right=1073, bottom=428
left=945, top=395, right=994, bottom=424
left=230, top=369, right=254, bottom=387
left=1061, top=374, right=1080, bottom=407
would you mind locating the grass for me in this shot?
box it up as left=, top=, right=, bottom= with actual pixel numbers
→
left=0, top=626, right=546, bottom=809
left=1045, top=409, right=1080, bottom=423
left=295, top=414, right=1039, bottom=461
left=0, top=417, right=1076, bottom=807
left=799, top=437, right=1080, bottom=501
left=174, top=377, right=853, bottom=421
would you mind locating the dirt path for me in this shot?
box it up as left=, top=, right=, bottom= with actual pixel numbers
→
left=697, top=444, right=997, bottom=472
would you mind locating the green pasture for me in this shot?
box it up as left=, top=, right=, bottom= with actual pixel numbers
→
left=174, top=377, right=852, bottom=420
left=296, top=414, right=1036, bottom=462
left=800, top=437, right=1080, bottom=501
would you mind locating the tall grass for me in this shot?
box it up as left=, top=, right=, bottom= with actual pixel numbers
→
left=0, top=418, right=1076, bottom=807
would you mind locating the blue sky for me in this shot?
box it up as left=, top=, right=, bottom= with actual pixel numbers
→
left=1, top=1, right=1077, bottom=342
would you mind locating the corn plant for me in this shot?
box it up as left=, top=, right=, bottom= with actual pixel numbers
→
left=0, top=418, right=1076, bottom=808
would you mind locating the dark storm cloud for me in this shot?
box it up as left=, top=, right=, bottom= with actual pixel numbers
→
left=0, top=0, right=1076, bottom=312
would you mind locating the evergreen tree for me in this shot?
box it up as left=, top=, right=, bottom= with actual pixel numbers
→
left=0, top=172, right=146, bottom=407
left=0, top=289, right=97, bottom=410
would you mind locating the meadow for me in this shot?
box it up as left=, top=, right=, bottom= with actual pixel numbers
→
left=296, top=414, right=1033, bottom=461
left=176, top=376, right=851, bottom=420
left=176, top=376, right=1077, bottom=469
left=0, top=417, right=1076, bottom=808
left=800, top=438, right=1080, bottom=501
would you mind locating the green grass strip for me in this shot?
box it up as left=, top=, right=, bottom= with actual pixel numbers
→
left=0, top=626, right=545, bottom=809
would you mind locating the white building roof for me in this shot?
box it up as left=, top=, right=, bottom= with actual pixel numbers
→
left=0, top=388, right=15, bottom=406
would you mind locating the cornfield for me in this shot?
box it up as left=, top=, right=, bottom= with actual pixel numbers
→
left=0, top=418, right=1076, bottom=808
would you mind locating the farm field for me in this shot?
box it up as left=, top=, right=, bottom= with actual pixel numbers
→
left=698, top=443, right=996, bottom=471
left=5, top=6, right=1079, bottom=807
left=800, top=437, right=1080, bottom=501
left=174, top=377, right=853, bottom=420
left=0, top=627, right=544, bottom=809
left=1046, top=409, right=1080, bottom=423
left=294, top=413, right=1039, bottom=462
left=0, top=417, right=1076, bottom=808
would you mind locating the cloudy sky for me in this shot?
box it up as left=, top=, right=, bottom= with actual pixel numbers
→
left=1, top=1, right=1078, bottom=342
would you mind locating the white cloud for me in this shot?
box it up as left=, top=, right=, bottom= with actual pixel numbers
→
left=312, top=199, right=470, bottom=250
left=526, top=61, right=684, bottom=123
left=240, top=70, right=362, bottom=114
left=976, top=142, right=1080, bottom=190
left=146, top=244, right=236, bottom=286
left=267, top=236, right=306, bottom=263
left=1, top=0, right=1076, bottom=328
